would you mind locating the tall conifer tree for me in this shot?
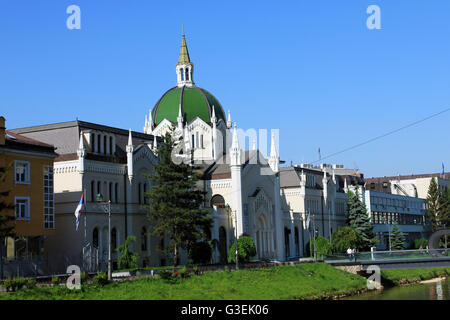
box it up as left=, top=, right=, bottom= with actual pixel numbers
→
left=346, top=186, right=376, bottom=250
left=426, top=177, right=441, bottom=232
left=145, top=131, right=212, bottom=266
left=389, top=223, right=406, bottom=250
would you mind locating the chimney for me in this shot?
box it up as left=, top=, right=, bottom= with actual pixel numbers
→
left=0, top=116, right=5, bottom=145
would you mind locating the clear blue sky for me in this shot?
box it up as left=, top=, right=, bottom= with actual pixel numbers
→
left=1, top=0, right=449, bottom=177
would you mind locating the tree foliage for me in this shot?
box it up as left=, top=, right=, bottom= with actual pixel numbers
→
left=145, top=130, right=212, bottom=267
left=116, top=236, right=140, bottom=270
left=188, top=241, right=212, bottom=265
left=331, top=226, right=361, bottom=253
left=0, top=164, right=15, bottom=239
left=228, top=236, right=257, bottom=263
left=346, top=186, right=376, bottom=250
left=389, top=223, right=406, bottom=250
left=426, top=177, right=441, bottom=232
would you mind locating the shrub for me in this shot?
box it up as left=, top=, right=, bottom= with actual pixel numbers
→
left=51, top=276, right=60, bottom=286
left=178, top=266, right=188, bottom=278
left=80, top=272, right=88, bottom=283
left=4, top=277, right=16, bottom=292
left=228, top=236, right=257, bottom=263
left=306, top=236, right=331, bottom=258
left=158, top=269, right=173, bottom=280
left=92, top=272, right=109, bottom=286
left=414, top=238, right=428, bottom=249
left=24, top=278, right=37, bottom=289
left=331, top=226, right=361, bottom=253
left=192, top=265, right=200, bottom=275
left=116, top=236, right=140, bottom=270
left=188, top=241, right=212, bottom=265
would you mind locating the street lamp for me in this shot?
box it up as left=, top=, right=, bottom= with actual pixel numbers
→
left=225, top=204, right=239, bottom=270
left=96, top=193, right=112, bottom=280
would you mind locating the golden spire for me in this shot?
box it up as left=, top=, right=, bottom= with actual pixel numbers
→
left=177, top=25, right=191, bottom=65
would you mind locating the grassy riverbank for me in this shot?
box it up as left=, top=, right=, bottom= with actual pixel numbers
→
left=381, top=267, right=450, bottom=286
left=0, top=263, right=367, bottom=300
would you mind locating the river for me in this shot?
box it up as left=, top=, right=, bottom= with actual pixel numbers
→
left=344, top=278, right=450, bottom=300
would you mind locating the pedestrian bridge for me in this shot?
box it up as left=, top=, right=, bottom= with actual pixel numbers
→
left=324, top=249, right=450, bottom=270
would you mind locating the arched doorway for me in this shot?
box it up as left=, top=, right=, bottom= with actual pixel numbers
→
left=218, top=226, right=227, bottom=264
left=256, top=214, right=268, bottom=259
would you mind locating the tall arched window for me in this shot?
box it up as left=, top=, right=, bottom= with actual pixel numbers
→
left=97, top=134, right=101, bottom=153
left=143, top=183, right=148, bottom=205
left=180, top=68, right=184, bottom=81
left=111, top=228, right=117, bottom=250
left=115, top=183, right=119, bottom=203
left=103, top=135, right=107, bottom=154
left=91, top=133, right=96, bottom=153
left=200, top=134, right=204, bottom=148
left=191, top=134, right=195, bottom=148
left=185, top=68, right=189, bottom=81
left=93, top=228, right=99, bottom=248
left=109, top=136, right=113, bottom=155
left=91, top=180, right=95, bottom=202
left=97, top=181, right=101, bottom=197
left=109, top=182, right=113, bottom=201
left=141, top=227, right=147, bottom=251
left=138, top=183, right=142, bottom=204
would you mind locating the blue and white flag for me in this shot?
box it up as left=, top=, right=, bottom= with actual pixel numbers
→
left=442, top=162, right=445, bottom=176
left=74, top=193, right=85, bottom=231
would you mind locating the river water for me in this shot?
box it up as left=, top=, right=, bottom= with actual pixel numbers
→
left=344, top=278, right=450, bottom=300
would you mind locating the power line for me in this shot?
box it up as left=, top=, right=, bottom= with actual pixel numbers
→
left=310, top=107, right=450, bottom=164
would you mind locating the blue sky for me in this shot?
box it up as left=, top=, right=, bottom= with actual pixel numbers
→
left=0, top=0, right=449, bottom=177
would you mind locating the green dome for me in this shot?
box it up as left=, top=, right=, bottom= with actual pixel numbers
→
left=152, top=86, right=226, bottom=127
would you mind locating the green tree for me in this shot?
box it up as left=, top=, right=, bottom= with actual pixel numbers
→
left=346, top=186, right=376, bottom=250
left=389, top=223, right=406, bottom=250
left=228, top=236, right=257, bottom=263
left=331, top=226, right=361, bottom=253
left=116, top=236, right=140, bottom=270
left=188, top=241, right=212, bottom=265
left=0, top=164, right=15, bottom=279
left=438, top=187, right=449, bottom=228
left=426, top=177, right=441, bottom=232
left=145, top=130, right=212, bottom=267
left=310, top=236, right=332, bottom=258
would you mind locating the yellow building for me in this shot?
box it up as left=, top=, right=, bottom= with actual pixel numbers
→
left=0, top=116, right=57, bottom=259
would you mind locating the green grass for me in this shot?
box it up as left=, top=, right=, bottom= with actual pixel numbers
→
left=381, top=267, right=450, bottom=286
left=0, top=263, right=367, bottom=300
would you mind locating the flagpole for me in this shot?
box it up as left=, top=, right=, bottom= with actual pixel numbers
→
left=84, top=189, right=87, bottom=247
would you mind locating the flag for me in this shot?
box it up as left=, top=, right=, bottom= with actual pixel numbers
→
left=306, top=211, right=311, bottom=230
left=442, top=162, right=445, bottom=177
left=318, top=148, right=321, bottom=161
left=74, top=193, right=85, bottom=231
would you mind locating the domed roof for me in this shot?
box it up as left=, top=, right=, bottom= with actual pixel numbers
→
left=152, top=85, right=226, bottom=127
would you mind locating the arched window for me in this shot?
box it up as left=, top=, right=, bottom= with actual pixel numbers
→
left=141, top=227, right=147, bottom=251
left=143, top=183, right=148, bottom=205
left=97, top=134, right=101, bottom=153
left=91, top=180, right=95, bottom=202
left=185, top=68, right=189, bottom=81
left=180, top=68, right=184, bottom=81
left=103, top=135, right=107, bottom=154
left=91, top=133, right=95, bottom=153
left=111, top=228, right=117, bottom=250
left=109, top=182, right=113, bottom=201
left=97, top=181, right=101, bottom=197
left=138, top=183, right=142, bottom=204
left=109, top=136, right=113, bottom=155
left=115, top=183, right=119, bottom=203
left=200, top=134, right=204, bottom=148
left=196, top=132, right=199, bottom=149
left=93, top=228, right=99, bottom=248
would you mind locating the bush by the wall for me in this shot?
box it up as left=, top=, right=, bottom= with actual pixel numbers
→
left=188, top=241, right=212, bottom=265
left=92, top=272, right=109, bottom=286
left=228, top=236, right=257, bottom=263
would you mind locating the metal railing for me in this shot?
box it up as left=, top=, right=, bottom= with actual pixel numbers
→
left=324, top=248, right=449, bottom=262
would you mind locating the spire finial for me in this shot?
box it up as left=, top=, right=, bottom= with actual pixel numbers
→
left=182, top=24, right=184, bottom=36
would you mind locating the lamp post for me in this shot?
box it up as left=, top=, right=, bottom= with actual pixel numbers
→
left=96, top=193, right=112, bottom=280
left=225, top=204, right=239, bottom=270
